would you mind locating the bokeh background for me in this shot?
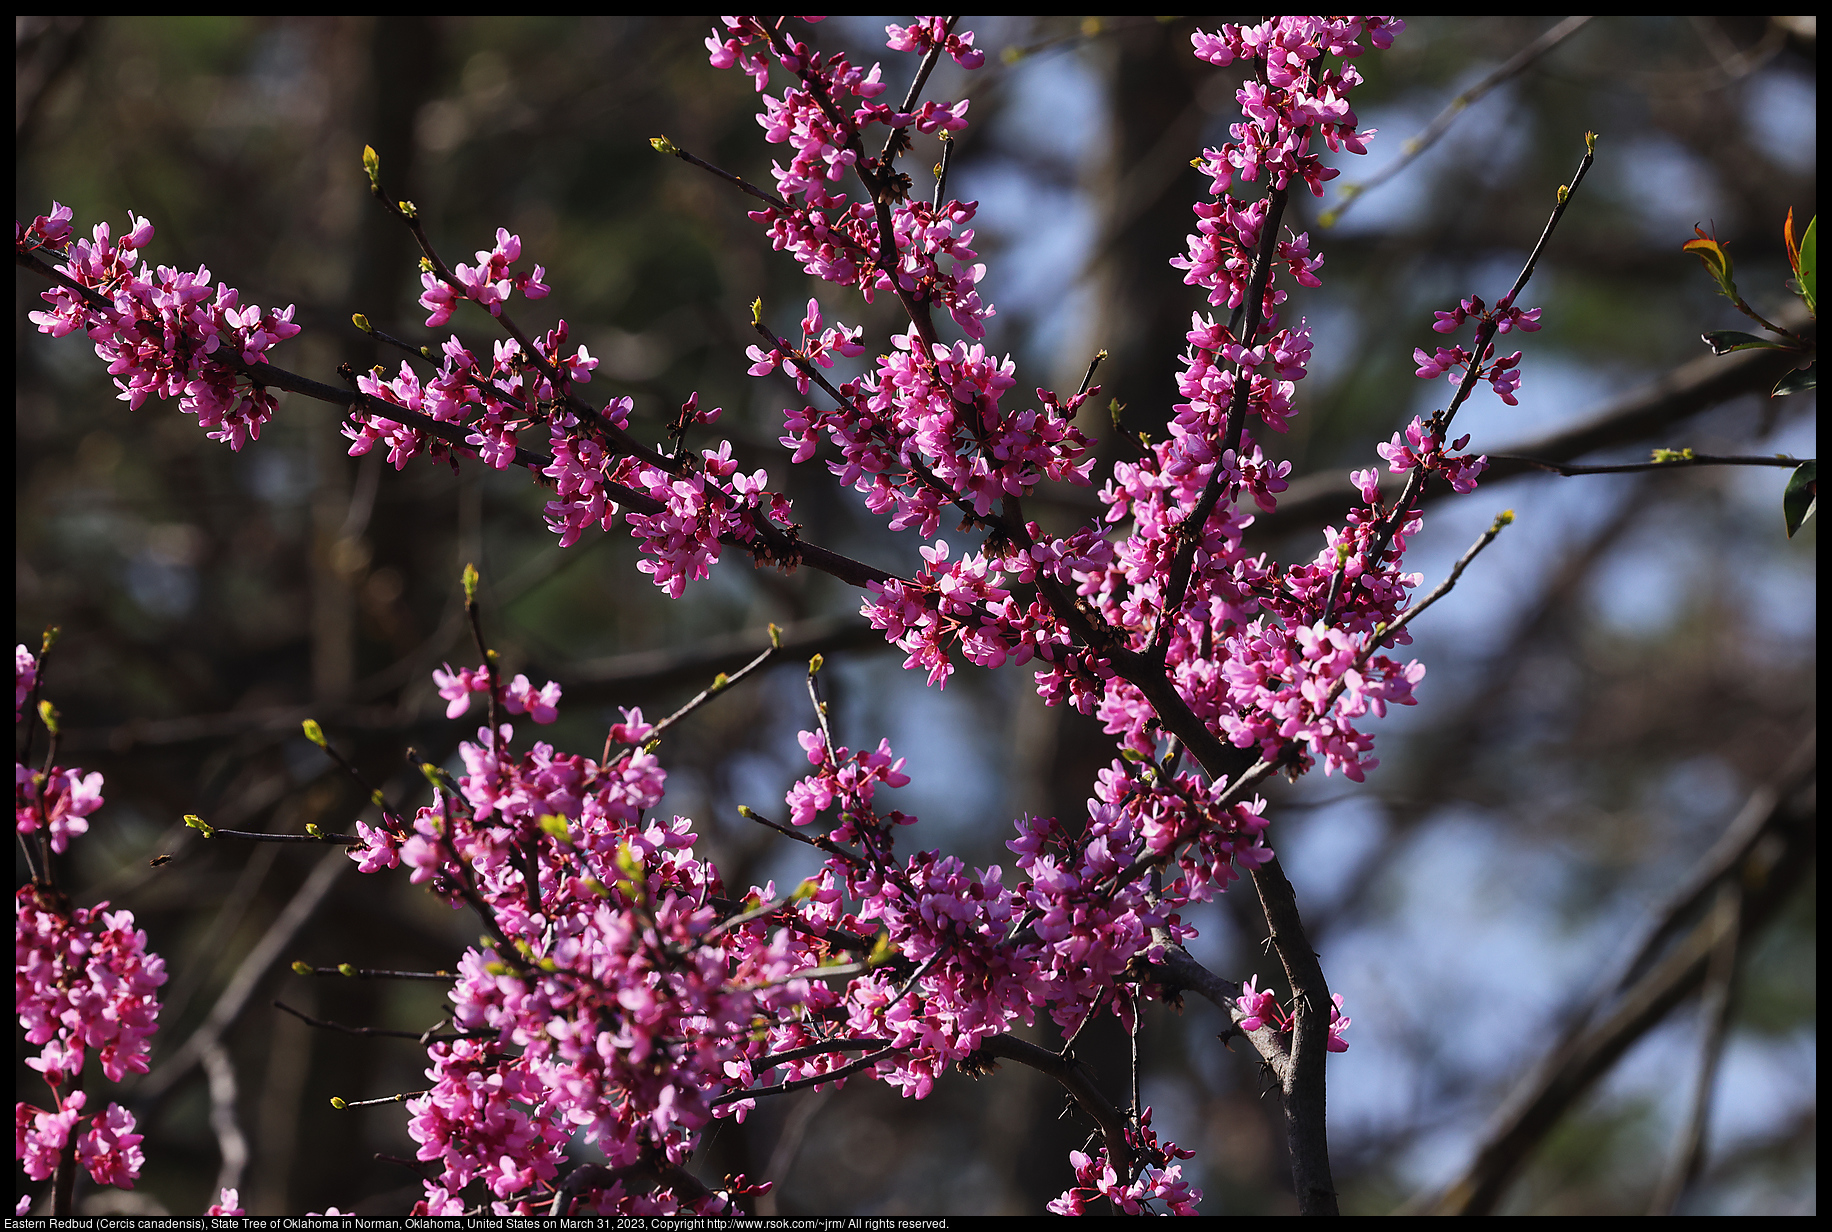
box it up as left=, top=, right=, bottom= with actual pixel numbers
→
left=16, top=15, right=1815, bottom=1216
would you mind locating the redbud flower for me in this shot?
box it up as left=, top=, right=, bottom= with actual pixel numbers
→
left=207, top=1189, right=246, bottom=1216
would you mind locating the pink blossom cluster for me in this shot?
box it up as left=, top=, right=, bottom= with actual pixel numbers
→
left=885, top=17, right=986, bottom=70
left=15, top=648, right=165, bottom=1200
left=1188, top=17, right=1402, bottom=198
left=20, top=203, right=301, bottom=450
left=1416, top=292, right=1543, bottom=405
left=16, top=644, right=38, bottom=719
left=359, top=247, right=798, bottom=597
left=758, top=728, right=1295, bottom=1112
left=779, top=318, right=1098, bottom=555
left=346, top=699, right=790, bottom=1213
left=341, top=665, right=1301, bottom=1211
left=15, top=883, right=166, bottom=1088
left=747, top=297, right=866, bottom=395
left=419, top=226, right=551, bottom=328
left=336, top=242, right=799, bottom=603
left=16, top=201, right=789, bottom=613
left=432, top=661, right=564, bottom=724
left=1378, top=418, right=1490, bottom=495
left=710, top=16, right=971, bottom=212
left=623, top=443, right=777, bottom=599
left=778, top=729, right=1038, bottom=1101
left=1237, top=975, right=1353, bottom=1054
left=12, top=14, right=1562, bottom=1215
left=1047, top=1106, right=1200, bottom=1216
left=712, top=17, right=984, bottom=331
left=16, top=1090, right=146, bottom=1190
left=1006, top=760, right=1273, bottom=1033
left=705, top=16, right=1467, bottom=792
left=861, top=537, right=1031, bottom=688
left=16, top=761, right=104, bottom=855
left=541, top=401, right=639, bottom=547
left=345, top=321, right=601, bottom=473
left=1064, top=17, right=1462, bottom=786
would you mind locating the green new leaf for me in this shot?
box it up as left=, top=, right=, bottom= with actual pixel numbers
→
left=418, top=762, right=456, bottom=794
left=1797, top=216, right=1815, bottom=316
left=1772, top=361, right=1816, bottom=397
left=1782, top=460, right=1815, bottom=538
left=1700, top=330, right=1785, bottom=355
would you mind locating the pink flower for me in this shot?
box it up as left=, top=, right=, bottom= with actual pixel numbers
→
left=1327, top=993, right=1353, bottom=1052
left=608, top=706, right=655, bottom=745
left=17, top=764, right=105, bottom=853
left=1236, top=975, right=1281, bottom=1032
left=17, top=1094, right=85, bottom=1181
left=76, top=1101, right=145, bottom=1189
left=503, top=674, right=562, bottom=725
left=433, top=662, right=487, bottom=719
left=208, top=1189, right=246, bottom=1216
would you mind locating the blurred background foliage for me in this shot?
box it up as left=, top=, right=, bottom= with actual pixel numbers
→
left=16, top=15, right=1815, bottom=1217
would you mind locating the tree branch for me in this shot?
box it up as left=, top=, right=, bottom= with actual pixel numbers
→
left=1410, top=729, right=1816, bottom=1215
left=1258, top=304, right=1815, bottom=538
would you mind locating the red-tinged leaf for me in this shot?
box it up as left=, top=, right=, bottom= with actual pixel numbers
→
left=1683, top=224, right=1739, bottom=303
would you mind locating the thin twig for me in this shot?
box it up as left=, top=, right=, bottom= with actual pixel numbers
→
left=1648, top=882, right=1742, bottom=1214
left=1344, top=137, right=1596, bottom=617
left=749, top=1038, right=894, bottom=1070
left=290, top=965, right=456, bottom=981
left=272, top=999, right=488, bottom=1043
left=1488, top=451, right=1808, bottom=476
left=736, top=803, right=864, bottom=866
left=1410, top=730, right=1815, bottom=1215
left=1323, top=17, right=1594, bottom=228
left=138, top=848, right=352, bottom=1101
left=709, top=1045, right=904, bottom=1106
